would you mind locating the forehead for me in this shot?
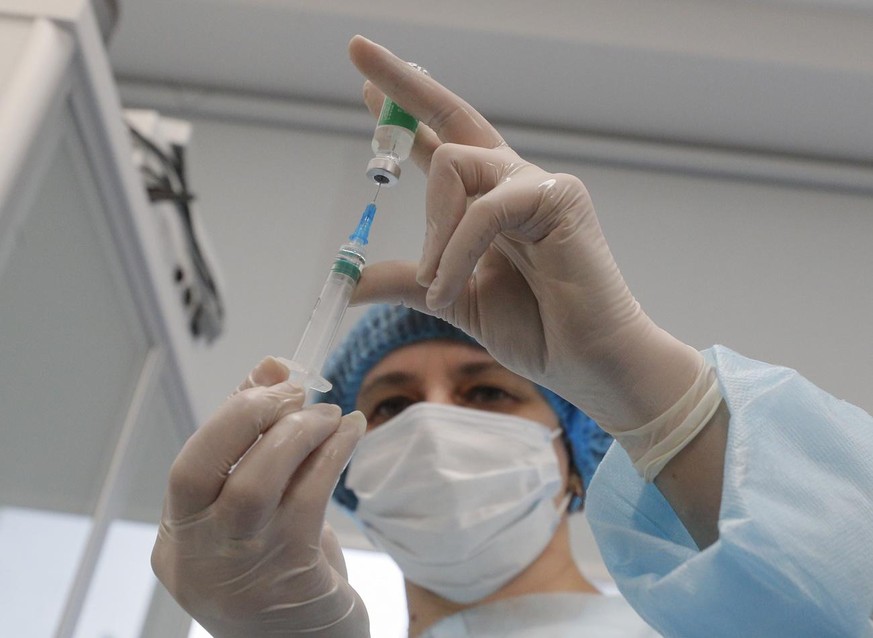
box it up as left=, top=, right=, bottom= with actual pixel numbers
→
left=363, top=339, right=498, bottom=383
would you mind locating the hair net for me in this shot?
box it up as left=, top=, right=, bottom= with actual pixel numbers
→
left=321, top=305, right=612, bottom=512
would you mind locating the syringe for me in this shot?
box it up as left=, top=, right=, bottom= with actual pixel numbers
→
left=283, top=202, right=376, bottom=393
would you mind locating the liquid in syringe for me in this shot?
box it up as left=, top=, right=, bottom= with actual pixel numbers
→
left=281, top=199, right=377, bottom=393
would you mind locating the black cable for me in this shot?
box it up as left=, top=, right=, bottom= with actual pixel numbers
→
left=128, top=123, right=225, bottom=340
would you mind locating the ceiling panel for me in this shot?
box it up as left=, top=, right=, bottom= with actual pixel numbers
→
left=109, top=1, right=873, bottom=169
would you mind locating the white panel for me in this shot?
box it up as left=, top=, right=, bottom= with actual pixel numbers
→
left=74, top=520, right=159, bottom=638
left=0, top=17, right=73, bottom=210
left=108, top=0, right=873, bottom=161
left=0, top=5, right=201, bottom=637
left=120, top=377, right=186, bottom=523
left=0, top=507, right=91, bottom=638
left=0, top=108, right=151, bottom=515
left=0, top=0, right=86, bottom=21
left=343, top=548, right=407, bottom=638
left=0, top=16, right=31, bottom=91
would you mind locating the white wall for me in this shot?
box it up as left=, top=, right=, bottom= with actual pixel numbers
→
left=531, top=153, right=873, bottom=413
left=151, top=108, right=873, bottom=557
left=107, top=91, right=866, bottom=564
left=174, top=113, right=873, bottom=421
left=177, top=117, right=427, bottom=421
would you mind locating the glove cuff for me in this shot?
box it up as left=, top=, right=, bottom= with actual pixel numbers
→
left=615, top=359, right=724, bottom=482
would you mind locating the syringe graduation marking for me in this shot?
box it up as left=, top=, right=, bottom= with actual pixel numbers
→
left=287, top=201, right=378, bottom=394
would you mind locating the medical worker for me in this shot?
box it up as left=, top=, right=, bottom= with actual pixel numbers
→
left=152, top=305, right=658, bottom=637
left=324, top=304, right=657, bottom=636
left=151, top=36, right=873, bottom=637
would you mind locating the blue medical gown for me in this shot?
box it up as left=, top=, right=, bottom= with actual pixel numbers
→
left=586, top=345, right=873, bottom=638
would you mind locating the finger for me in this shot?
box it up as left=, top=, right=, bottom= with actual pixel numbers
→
left=167, top=378, right=306, bottom=519
left=428, top=169, right=548, bottom=309
left=361, top=80, right=383, bottom=118
left=276, top=411, right=367, bottom=539
left=211, top=404, right=344, bottom=539
left=351, top=260, right=429, bottom=312
left=351, top=262, right=493, bottom=356
left=349, top=35, right=504, bottom=149
left=321, top=523, right=349, bottom=579
left=363, top=80, right=441, bottom=174
left=418, top=144, right=527, bottom=288
left=234, top=356, right=290, bottom=395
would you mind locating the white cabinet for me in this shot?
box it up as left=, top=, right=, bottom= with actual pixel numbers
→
left=0, top=1, right=198, bottom=636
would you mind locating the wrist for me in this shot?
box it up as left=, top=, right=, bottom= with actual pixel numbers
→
left=621, top=361, right=722, bottom=481
left=569, top=319, right=704, bottom=436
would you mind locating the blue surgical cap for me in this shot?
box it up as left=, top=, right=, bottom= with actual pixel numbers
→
left=321, top=305, right=612, bottom=512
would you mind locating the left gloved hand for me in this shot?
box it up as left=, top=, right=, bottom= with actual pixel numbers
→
left=151, top=357, right=369, bottom=637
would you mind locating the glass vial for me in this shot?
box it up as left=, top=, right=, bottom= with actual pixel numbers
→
left=366, top=63, right=428, bottom=187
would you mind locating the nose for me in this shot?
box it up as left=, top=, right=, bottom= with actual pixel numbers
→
left=421, top=384, right=455, bottom=407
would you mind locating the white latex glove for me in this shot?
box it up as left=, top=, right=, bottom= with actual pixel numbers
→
left=151, top=357, right=369, bottom=638
left=348, top=35, right=705, bottom=439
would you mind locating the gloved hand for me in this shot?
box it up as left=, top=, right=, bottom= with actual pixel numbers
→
left=151, top=357, right=369, bottom=638
left=348, top=36, right=707, bottom=445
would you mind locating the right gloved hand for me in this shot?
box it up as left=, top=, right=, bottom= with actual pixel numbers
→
left=348, top=36, right=705, bottom=444
left=349, top=37, right=728, bottom=546
left=151, top=357, right=369, bottom=638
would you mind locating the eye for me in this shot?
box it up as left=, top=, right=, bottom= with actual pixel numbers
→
left=465, top=385, right=515, bottom=408
left=368, top=395, right=416, bottom=426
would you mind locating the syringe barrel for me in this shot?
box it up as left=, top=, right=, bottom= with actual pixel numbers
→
left=288, top=244, right=364, bottom=393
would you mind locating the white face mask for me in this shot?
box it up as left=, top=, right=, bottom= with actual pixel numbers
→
left=345, top=402, right=569, bottom=604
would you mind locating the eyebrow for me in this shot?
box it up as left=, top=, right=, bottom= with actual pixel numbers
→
left=456, top=360, right=506, bottom=377
left=357, top=359, right=509, bottom=401
left=358, top=371, right=420, bottom=401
